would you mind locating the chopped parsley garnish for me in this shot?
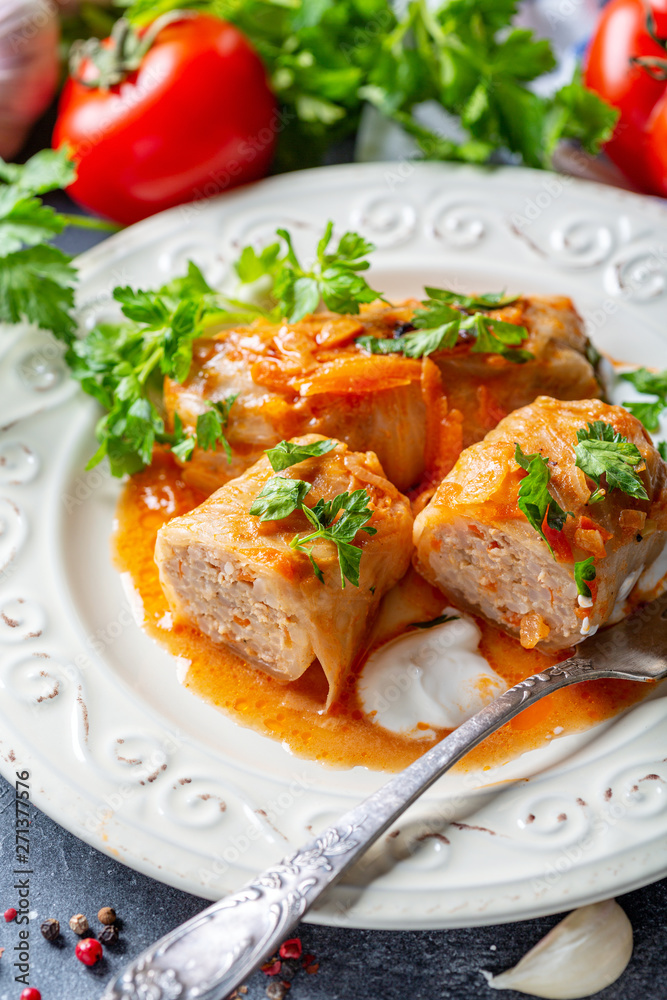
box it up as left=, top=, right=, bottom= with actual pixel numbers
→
left=411, top=613, right=460, bottom=629
left=249, top=477, right=376, bottom=588
left=574, top=421, right=648, bottom=503
left=620, top=367, right=667, bottom=432
left=574, top=557, right=596, bottom=599
left=265, top=438, right=337, bottom=472
left=356, top=287, right=531, bottom=361
left=515, top=443, right=573, bottom=557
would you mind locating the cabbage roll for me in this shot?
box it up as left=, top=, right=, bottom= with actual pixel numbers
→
left=414, top=397, right=667, bottom=651
left=155, top=435, right=413, bottom=708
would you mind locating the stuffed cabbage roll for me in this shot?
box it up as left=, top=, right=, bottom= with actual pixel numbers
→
left=155, top=435, right=413, bottom=708
left=414, top=397, right=667, bottom=651
left=360, top=294, right=601, bottom=451
left=164, top=303, right=428, bottom=494
left=164, top=295, right=598, bottom=496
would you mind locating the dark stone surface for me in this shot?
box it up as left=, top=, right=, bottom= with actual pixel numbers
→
left=4, top=109, right=667, bottom=1000
left=0, top=771, right=666, bottom=1000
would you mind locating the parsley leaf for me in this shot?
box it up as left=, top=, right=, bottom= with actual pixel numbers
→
left=0, top=245, right=78, bottom=341
left=292, top=487, right=377, bottom=588
left=195, top=395, right=238, bottom=460
left=575, top=421, right=648, bottom=502
left=515, top=443, right=572, bottom=557
left=265, top=438, right=337, bottom=472
left=0, top=148, right=115, bottom=343
left=411, top=613, right=460, bottom=629
left=620, top=367, right=667, bottom=432
left=574, top=557, right=596, bottom=599
left=272, top=221, right=384, bottom=321
left=249, top=476, right=313, bottom=522
left=0, top=147, right=77, bottom=193
left=623, top=400, right=664, bottom=433
left=357, top=287, right=530, bottom=361
left=423, top=287, right=518, bottom=310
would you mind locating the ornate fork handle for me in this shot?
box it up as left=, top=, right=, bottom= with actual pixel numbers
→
left=101, top=655, right=647, bottom=1000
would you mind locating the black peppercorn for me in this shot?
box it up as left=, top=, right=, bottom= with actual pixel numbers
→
left=392, top=321, right=414, bottom=338
left=99, top=924, right=119, bottom=945
left=40, top=918, right=60, bottom=942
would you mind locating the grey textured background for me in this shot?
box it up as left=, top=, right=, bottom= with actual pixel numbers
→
left=1, top=111, right=666, bottom=1000
left=0, top=771, right=666, bottom=1000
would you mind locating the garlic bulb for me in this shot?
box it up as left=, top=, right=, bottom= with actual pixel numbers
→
left=0, top=0, right=60, bottom=160
left=482, top=899, right=633, bottom=999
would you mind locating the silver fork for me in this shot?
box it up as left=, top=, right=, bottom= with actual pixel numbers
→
left=101, top=592, right=667, bottom=1000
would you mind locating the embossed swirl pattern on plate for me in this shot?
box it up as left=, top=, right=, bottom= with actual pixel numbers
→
left=0, top=598, right=45, bottom=643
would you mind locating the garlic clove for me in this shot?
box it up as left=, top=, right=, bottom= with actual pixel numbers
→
left=481, top=899, right=633, bottom=999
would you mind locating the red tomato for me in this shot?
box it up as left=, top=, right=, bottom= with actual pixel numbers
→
left=584, top=0, right=667, bottom=194
left=53, top=14, right=277, bottom=225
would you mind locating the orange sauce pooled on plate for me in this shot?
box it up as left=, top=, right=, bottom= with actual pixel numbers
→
left=114, top=451, right=648, bottom=773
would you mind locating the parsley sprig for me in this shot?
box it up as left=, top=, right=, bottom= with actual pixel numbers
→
left=237, top=221, right=384, bottom=322
left=0, top=148, right=116, bottom=342
left=67, top=263, right=253, bottom=475
left=574, top=421, right=648, bottom=503
left=293, top=489, right=378, bottom=588
left=515, top=443, right=572, bottom=557
left=356, top=287, right=531, bottom=361
left=122, top=0, right=617, bottom=175
left=67, top=223, right=379, bottom=475
left=249, top=471, right=376, bottom=588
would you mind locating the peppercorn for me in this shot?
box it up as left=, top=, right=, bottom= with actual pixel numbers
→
left=40, top=918, right=60, bottom=942
left=20, top=989, right=41, bottom=1000
left=99, top=924, right=119, bottom=945
left=75, top=938, right=103, bottom=966
left=266, top=983, right=288, bottom=1000
left=279, top=938, right=302, bottom=960
left=97, top=906, right=116, bottom=925
left=261, top=960, right=281, bottom=976
left=3, top=908, right=17, bottom=922
left=69, top=914, right=89, bottom=936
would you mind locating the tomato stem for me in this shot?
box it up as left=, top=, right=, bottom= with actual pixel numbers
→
left=69, top=10, right=197, bottom=90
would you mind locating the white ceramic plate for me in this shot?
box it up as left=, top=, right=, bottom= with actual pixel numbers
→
left=2, top=162, right=667, bottom=929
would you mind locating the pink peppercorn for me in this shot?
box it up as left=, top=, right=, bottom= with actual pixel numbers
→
left=261, top=960, right=282, bottom=976
left=20, top=989, right=42, bottom=1000
left=4, top=908, right=17, bottom=922
left=279, top=938, right=302, bottom=960
left=75, top=938, right=103, bottom=966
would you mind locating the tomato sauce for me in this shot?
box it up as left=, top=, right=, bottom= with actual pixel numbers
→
left=113, top=451, right=649, bottom=773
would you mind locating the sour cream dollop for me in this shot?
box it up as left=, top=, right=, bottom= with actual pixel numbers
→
left=358, top=610, right=508, bottom=739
